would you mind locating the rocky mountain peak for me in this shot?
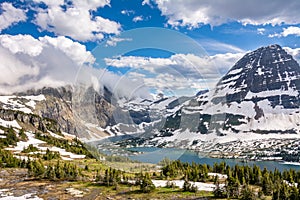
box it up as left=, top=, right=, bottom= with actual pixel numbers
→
left=212, top=44, right=300, bottom=108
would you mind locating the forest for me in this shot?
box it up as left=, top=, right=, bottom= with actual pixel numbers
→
left=1, top=126, right=300, bottom=199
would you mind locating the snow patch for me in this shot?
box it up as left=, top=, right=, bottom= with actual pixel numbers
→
left=151, top=179, right=223, bottom=191
left=0, top=95, right=45, bottom=114
left=0, top=119, right=21, bottom=129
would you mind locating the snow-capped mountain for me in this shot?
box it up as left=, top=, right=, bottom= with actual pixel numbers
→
left=1, top=44, right=300, bottom=155
left=0, top=84, right=190, bottom=142
left=163, top=44, right=300, bottom=136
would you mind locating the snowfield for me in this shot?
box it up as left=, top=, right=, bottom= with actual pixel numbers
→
left=0, top=95, right=45, bottom=114
left=5, top=131, right=86, bottom=160
left=0, top=189, right=42, bottom=200
left=151, top=179, right=224, bottom=191
left=0, top=119, right=21, bottom=129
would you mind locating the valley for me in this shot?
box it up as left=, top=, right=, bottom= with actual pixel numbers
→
left=2, top=0, right=300, bottom=199
left=0, top=44, right=300, bottom=199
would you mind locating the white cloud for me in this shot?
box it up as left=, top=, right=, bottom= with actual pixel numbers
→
left=0, top=2, right=27, bottom=32
left=0, top=45, right=39, bottom=86
left=121, top=10, right=135, bottom=16
left=105, top=53, right=243, bottom=78
left=257, top=28, right=265, bottom=35
left=133, top=16, right=144, bottom=22
left=269, top=26, right=300, bottom=38
left=0, top=34, right=43, bottom=56
left=105, top=52, right=244, bottom=93
left=200, top=40, right=245, bottom=53
left=33, top=0, right=121, bottom=41
left=39, top=36, right=96, bottom=65
left=105, top=37, right=132, bottom=47
left=148, top=0, right=300, bottom=27
left=283, top=46, right=300, bottom=62
left=0, top=34, right=95, bottom=94
left=142, top=0, right=151, bottom=6
left=0, top=34, right=150, bottom=99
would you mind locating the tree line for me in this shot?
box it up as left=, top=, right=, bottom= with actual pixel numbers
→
left=161, top=160, right=300, bottom=199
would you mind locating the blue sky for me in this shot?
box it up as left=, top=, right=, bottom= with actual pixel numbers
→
left=0, top=0, right=300, bottom=97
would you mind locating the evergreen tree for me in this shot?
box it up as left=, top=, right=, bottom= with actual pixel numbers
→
left=27, top=159, right=45, bottom=178
left=183, top=179, right=192, bottom=192
left=213, top=180, right=225, bottom=198
left=240, top=184, right=256, bottom=200
left=140, top=173, right=155, bottom=193
left=279, top=182, right=289, bottom=200
left=55, top=160, right=65, bottom=179
left=226, top=175, right=240, bottom=198
left=262, top=170, right=273, bottom=195
left=45, top=164, right=56, bottom=180
left=289, top=186, right=299, bottom=200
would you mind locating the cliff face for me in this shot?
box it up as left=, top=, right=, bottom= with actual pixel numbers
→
left=0, top=108, right=60, bottom=133
left=0, top=86, right=116, bottom=140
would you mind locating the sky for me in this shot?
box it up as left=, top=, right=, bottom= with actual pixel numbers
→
left=0, top=0, right=300, bottom=98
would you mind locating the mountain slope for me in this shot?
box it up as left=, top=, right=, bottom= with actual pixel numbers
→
left=161, top=44, right=300, bottom=139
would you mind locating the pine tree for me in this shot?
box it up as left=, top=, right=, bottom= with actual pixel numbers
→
left=45, top=164, right=56, bottom=180
left=140, top=173, right=155, bottom=193
left=213, top=180, right=225, bottom=198
left=279, top=182, right=289, bottom=200
left=262, top=171, right=273, bottom=195
left=183, top=179, right=192, bottom=192
left=240, top=184, right=256, bottom=200
left=55, top=160, right=64, bottom=179
left=289, top=186, right=299, bottom=200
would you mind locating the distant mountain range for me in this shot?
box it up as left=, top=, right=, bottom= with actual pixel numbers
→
left=1, top=44, right=300, bottom=156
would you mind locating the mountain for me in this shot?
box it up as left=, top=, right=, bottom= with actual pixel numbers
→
left=0, top=83, right=190, bottom=143
left=132, top=44, right=300, bottom=153
left=210, top=44, right=300, bottom=133
left=1, top=44, right=300, bottom=160
left=163, top=44, right=300, bottom=133
left=0, top=86, right=114, bottom=141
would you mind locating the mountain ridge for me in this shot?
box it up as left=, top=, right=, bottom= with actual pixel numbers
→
left=0, top=44, right=299, bottom=153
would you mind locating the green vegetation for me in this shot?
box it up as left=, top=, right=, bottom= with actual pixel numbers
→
left=34, top=131, right=94, bottom=158
left=140, top=172, right=156, bottom=193
left=162, top=160, right=300, bottom=199
left=22, top=144, right=39, bottom=153
left=1, top=118, right=300, bottom=199
left=43, top=148, right=60, bottom=160
left=0, top=149, right=24, bottom=168
left=18, top=128, right=27, bottom=141
left=161, top=160, right=209, bottom=182
left=26, top=159, right=81, bottom=181
left=0, top=127, right=29, bottom=148
left=0, top=127, right=19, bottom=147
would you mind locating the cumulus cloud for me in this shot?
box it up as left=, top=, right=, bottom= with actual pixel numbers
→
left=269, top=26, right=300, bottom=38
left=0, top=34, right=93, bottom=93
left=0, top=34, right=43, bottom=56
left=133, top=16, right=144, bottom=22
left=0, top=34, right=151, bottom=99
left=283, top=47, right=300, bottom=62
left=39, top=36, right=96, bottom=65
left=147, top=0, right=300, bottom=27
left=33, top=0, right=121, bottom=41
left=0, top=2, right=27, bottom=32
left=0, top=46, right=39, bottom=86
left=105, top=52, right=244, bottom=93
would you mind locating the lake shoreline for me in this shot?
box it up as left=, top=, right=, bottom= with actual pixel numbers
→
left=123, top=146, right=300, bottom=172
